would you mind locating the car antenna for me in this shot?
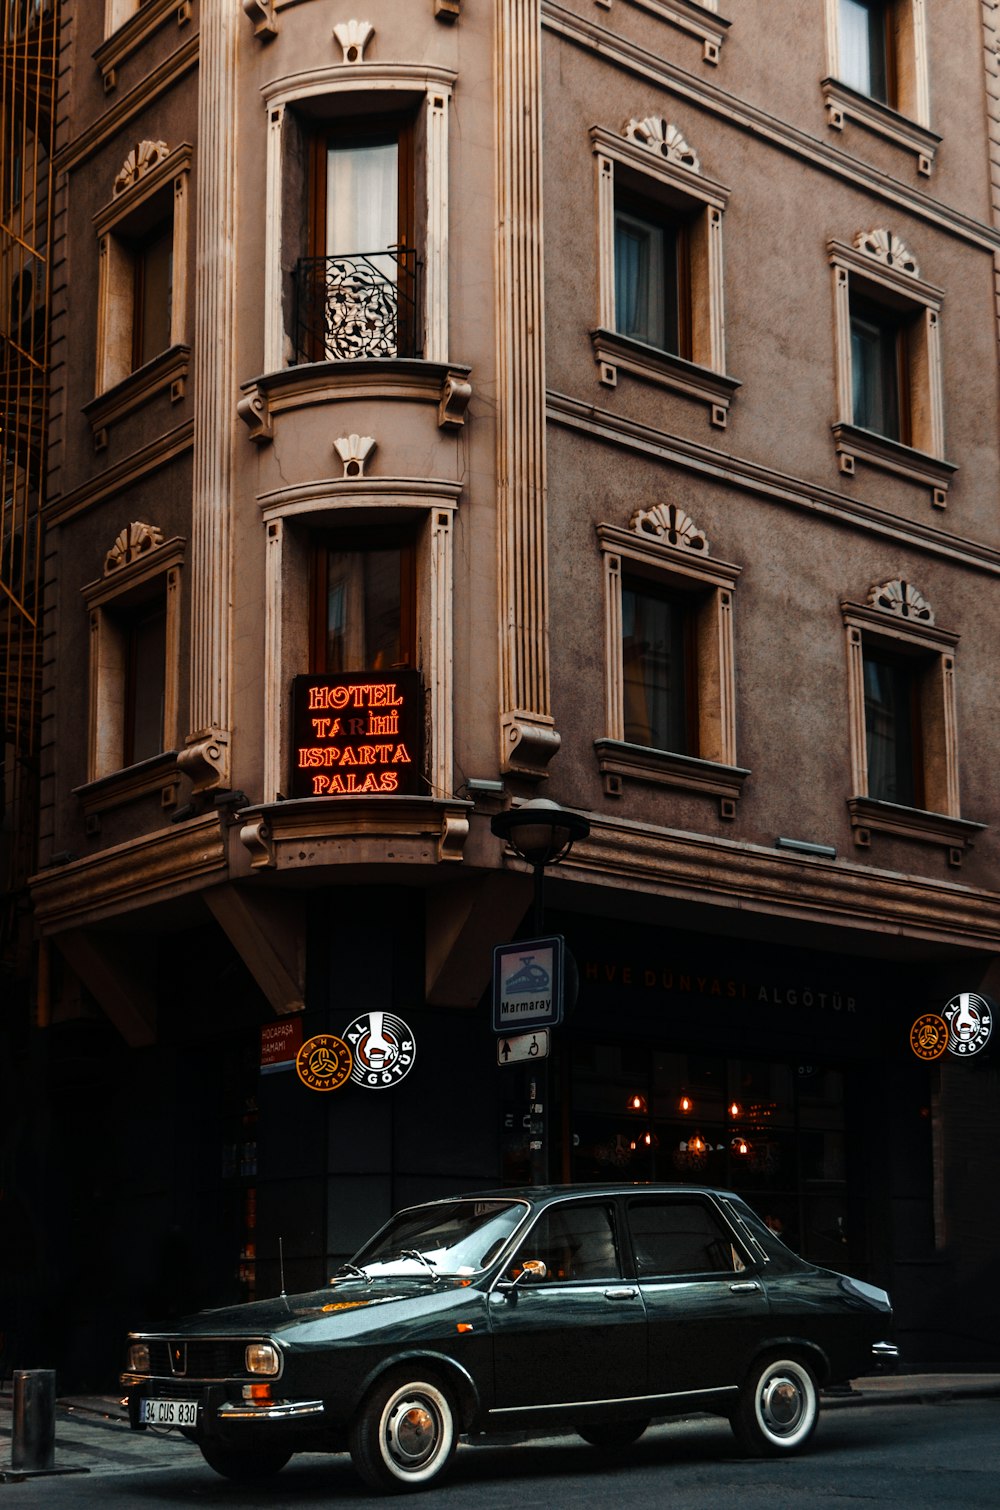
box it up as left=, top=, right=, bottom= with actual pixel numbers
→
left=279, top=1236, right=290, bottom=1308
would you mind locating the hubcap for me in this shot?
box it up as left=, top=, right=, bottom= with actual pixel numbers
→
left=760, top=1374, right=803, bottom=1435
left=388, top=1397, right=439, bottom=1467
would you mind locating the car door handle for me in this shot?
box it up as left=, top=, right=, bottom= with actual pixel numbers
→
left=603, top=1287, right=638, bottom=1300
left=730, top=1281, right=761, bottom=1294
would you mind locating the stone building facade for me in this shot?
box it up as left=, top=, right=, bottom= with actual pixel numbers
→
left=7, top=0, right=1000, bottom=1381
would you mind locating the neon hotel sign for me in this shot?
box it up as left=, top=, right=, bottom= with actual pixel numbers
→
left=291, top=672, right=422, bottom=798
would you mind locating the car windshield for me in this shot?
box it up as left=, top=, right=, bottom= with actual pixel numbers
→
left=348, top=1199, right=527, bottom=1278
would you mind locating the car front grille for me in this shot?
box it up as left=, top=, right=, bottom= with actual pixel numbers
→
left=142, top=1379, right=205, bottom=1401
left=146, top=1338, right=260, bottom=1381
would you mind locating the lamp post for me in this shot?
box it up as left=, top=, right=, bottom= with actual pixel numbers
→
left=491, top=799, right=591, bottom=1185
left=490, top=798, right=591, bottom=935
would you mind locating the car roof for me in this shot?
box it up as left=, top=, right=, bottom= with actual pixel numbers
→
left=405, top=1184, right=745, bottom=1206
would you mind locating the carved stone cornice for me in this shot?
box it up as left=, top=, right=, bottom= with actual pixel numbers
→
left=55, top=34, right=199, bottom=176
left=42, top=421, right=194, bottom=526
left=29, top=815, right=227, bottom=933
left=238, top=361, right=473, bottom=441
left=549, top=815, right=1000, bottom=951
left=93, top=0, right=191, bottom=94
left=235, top=797, right=473, bottom=870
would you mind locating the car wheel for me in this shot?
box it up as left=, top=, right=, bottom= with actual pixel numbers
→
left=731, top=1354, right=818, bottom=1456
left=578, top=1419, right=649, bottom=1451
left=197, top=1441, right=291, bottom=1481
left=349, top=1370, right=457, bottom=1492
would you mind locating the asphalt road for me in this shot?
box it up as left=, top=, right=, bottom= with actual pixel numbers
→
left=1, top=1398, right=998, bottom=1509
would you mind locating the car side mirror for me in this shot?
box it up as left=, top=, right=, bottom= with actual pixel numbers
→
left=498, top=1258, right=547, bottom=1292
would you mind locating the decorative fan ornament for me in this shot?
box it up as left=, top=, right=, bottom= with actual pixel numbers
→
left=853, top=229, right=920, bottom=278
left=630, top=503, right=709, bottom=554
left=623, top=117, right=700, bottom=172
left=867, top=579, right=935, bottom=624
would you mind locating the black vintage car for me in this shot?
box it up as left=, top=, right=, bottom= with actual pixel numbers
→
left=120, top=1184, right=896, bottom=1493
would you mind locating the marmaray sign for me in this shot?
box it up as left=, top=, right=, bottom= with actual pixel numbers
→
left=291, top=672, right=422, bottom=798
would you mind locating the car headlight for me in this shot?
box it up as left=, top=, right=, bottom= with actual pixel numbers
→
left=127, top=1342, right=150, bottom=1373
left=246, top=1342, right=280, bottom=1376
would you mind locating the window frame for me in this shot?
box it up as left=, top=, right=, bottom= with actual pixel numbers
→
left=829, top=234, right=954, bottom=506
left=82, top=525, right=183, bottom=788
left=298, top=113, right=421, bottom=364
left=822, top=0, right=937, bottom=175
left=90, top=142, right=191, bottom=431
left=596, top=506, right=746, bottom=816
left=263, top=69, right=454, bottom=373
left=308, top=526, right=418, bottom=675
left=261, top=486, right=460, bottom=808
left=590, top=122, right=739, bottom=429
left=842, top=583, right=984, bottom=864
left=620, top=572, right=699, bottom=757
left=625, top=1195, right=753, bottom=1280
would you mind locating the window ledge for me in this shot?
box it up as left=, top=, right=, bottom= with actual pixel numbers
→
left=610, top=0, right=731, bottom=66
left=847, top=796, right=985, bottom=866
left=832, top=423, right=957, bottom=507
left=595, top=738, right=749, bottom=817
left=74, top=751, right=182, bottom=821
left=238, top=360, right=473, bottom=444
left=94, top=0, right=192, bottom=93
left=84, top=345, right=190, bottom=446
left=591, top=329, right=740, bottom=428
left=821, top=79, right=940, bottom=176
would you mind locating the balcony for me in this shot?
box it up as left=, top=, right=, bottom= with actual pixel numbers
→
left=293, top=249, right=422, bottom=365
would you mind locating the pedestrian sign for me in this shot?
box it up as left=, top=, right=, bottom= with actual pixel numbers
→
left=497, top=1030, right=550, bottom=1066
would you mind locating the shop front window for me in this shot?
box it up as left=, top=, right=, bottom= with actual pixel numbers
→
left=571, top=1044, right=848, bottom=1268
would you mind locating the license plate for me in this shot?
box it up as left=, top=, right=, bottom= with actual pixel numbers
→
left=140, top=1398, right=198, bottom=1427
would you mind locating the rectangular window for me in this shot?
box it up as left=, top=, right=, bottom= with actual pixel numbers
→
left=131, top=220, right=173, bottom=372
left=621, top=576, right=696, bottom=754
left=296, top=118, right=418, bottom=362
left=850, top=295, right=905, bottom=442
left=311, top=533, right=415, bottom=673
left=839, top=0, right=891, bottom=104
left=83, top=533, right=181, bottom=784
left=862, top=645, right=921, bottom=806
left=614, top=198, right=685, bottom=356
left=92, top=143, right=190, bottom=401
left=122, top=601, right=167, bottom=765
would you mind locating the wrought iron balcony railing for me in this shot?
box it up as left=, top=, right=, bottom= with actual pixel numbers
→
left=293, top=248, right=421, bottom=364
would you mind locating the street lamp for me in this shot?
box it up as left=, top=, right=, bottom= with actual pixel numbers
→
left=490, top=798, right=591, bottom=934
left=491, top=799, right=591, bottom=1188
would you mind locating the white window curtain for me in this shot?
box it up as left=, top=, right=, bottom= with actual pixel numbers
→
left=326, top=141, right=398, bottom=261
left=614, top=209, right=665, bottom=349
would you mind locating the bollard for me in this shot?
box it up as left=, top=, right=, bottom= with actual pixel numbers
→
left=12, top=1370, right=56, bottom=1472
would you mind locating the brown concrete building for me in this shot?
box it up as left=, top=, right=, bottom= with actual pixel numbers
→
left=5, top=0, right=1000, bottom=1382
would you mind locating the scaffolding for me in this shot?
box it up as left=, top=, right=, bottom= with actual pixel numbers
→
left=1, top=0, right=57, bottom=968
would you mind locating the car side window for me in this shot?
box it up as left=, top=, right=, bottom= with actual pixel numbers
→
left=627, top=1199, right=748, bottom=1278
left=507, top=1203, right=621, bottom=1283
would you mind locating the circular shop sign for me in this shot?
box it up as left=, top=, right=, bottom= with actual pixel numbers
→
left=295, top=1034, right=353, bottom=1091
left=909, top=1013, right=948, bottom=1061
left=343, top=1011, right=416, bottom=1090
left=942, top=993, right=993, bottom=1058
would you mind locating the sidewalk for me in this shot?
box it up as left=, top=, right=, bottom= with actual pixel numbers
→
left=2, top=1375, right=999, bottom=1480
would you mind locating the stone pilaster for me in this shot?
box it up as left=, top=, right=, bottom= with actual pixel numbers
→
left=495, top=0, right=559, bottom=777
left=178, top=0, right=238, bottom=793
